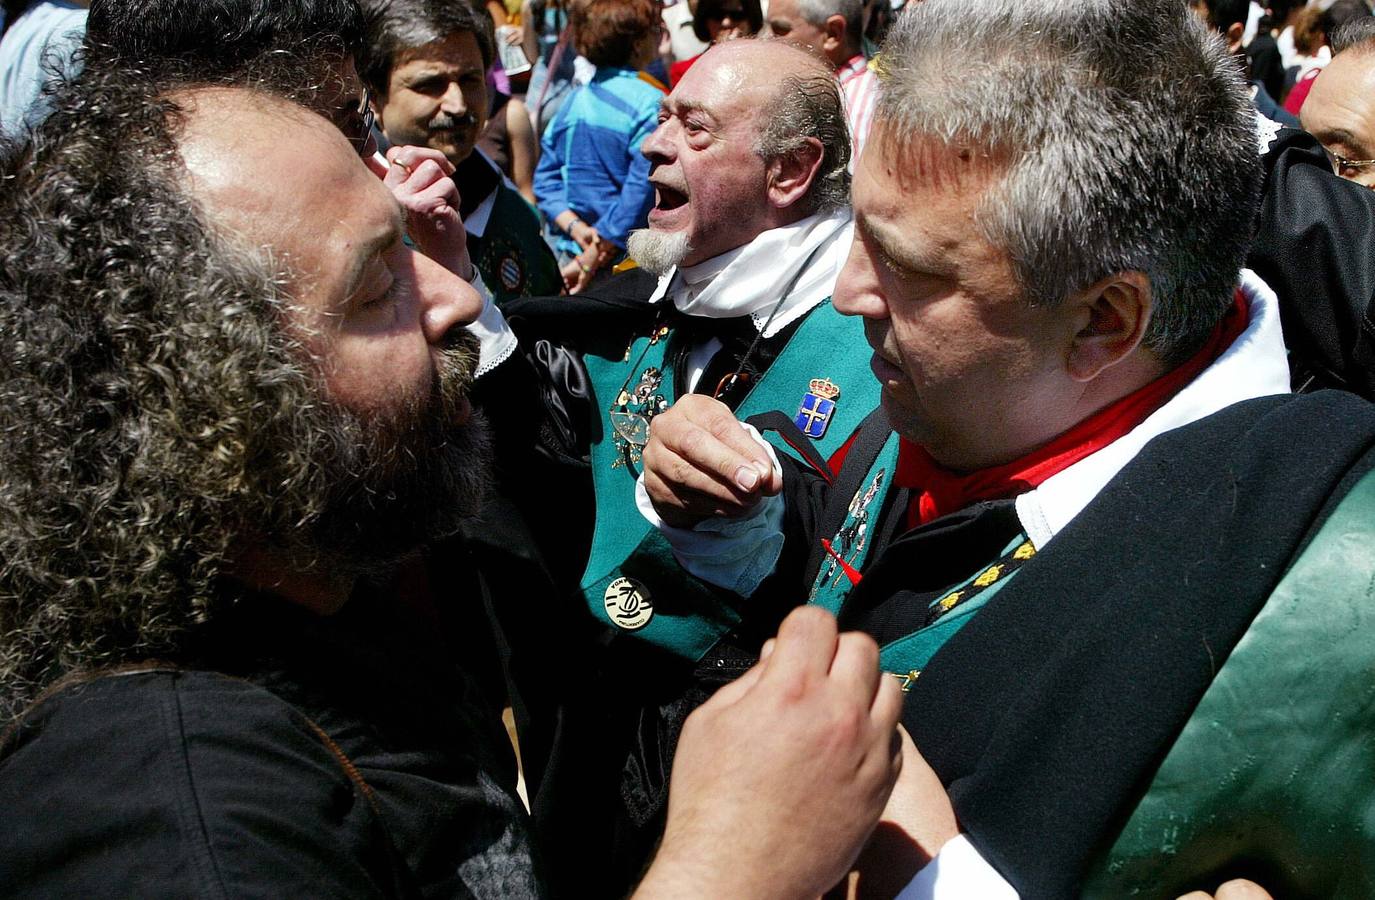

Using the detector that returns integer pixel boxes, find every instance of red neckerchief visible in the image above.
[888,293,1250,529]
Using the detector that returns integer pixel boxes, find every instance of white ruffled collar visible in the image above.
[648,208,853,337]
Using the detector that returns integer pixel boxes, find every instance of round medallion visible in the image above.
[604,576,653,630]
[498,254,524,292]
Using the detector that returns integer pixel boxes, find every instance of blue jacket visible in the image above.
[535,67,664,254]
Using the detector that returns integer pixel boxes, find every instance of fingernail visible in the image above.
[735,466,758,490]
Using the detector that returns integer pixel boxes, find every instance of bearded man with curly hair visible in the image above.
[0,49,909,895]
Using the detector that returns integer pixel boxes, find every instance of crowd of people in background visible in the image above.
[3,0,1375,897]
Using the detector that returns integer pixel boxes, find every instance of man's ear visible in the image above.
[1225,20,1244,54]
[823,14,847,55]
[766,136,825,210]
[1065,270,1152,383]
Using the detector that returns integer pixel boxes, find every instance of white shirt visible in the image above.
[646,209,854,392]
[0,0,86,137]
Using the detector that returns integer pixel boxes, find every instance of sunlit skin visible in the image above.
[641,40,825,266]
[833,125,1162,471]
[177,89,484,612]
[375,31,489,167]
[1301,50,1375,188]
[178,89,483,423]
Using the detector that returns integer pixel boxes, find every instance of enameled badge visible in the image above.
[795,377,841,440]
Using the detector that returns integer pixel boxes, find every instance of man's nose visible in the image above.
[440,83,468,117]
[641,118,675,163]
[831,239,889,320]
[412,248,483,346]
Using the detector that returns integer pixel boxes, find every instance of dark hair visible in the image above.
[0,66,342,719]
[1293,5,1326,54]
[0,61,488,722]
[692,0,762,44]
[1323,0,1373,43]
[573,0,658,68]
[1266,0,1303,24]
[1200,0,1249,33]
[357,0,495,95]
[1,0,32,37]
[84,0,365,73]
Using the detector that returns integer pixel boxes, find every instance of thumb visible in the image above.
[364,150,390,181]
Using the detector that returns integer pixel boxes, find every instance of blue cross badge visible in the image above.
[795,378,841,440]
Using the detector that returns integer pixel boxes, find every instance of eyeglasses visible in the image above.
[1322,146,1375,182]
[337,87,377,157]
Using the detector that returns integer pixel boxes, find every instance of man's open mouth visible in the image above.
[654,185,688,211]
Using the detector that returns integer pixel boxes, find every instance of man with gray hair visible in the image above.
[764,0,876,156]
[639,0,1375,895]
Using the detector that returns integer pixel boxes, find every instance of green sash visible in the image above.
[580,300,878,660]
[470,185,561,305]
[807,435,1033,687]
[1082,467,1375,897]
[874,535,1031,689]
[807,432,902,615]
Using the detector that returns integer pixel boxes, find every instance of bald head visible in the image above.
[631,37,849,269]
[1302,46,1375,187]
[692,37,834,111]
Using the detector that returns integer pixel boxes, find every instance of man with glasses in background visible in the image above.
[1300,20,1375,187]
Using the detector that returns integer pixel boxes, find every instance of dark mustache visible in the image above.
[429,112,479,131]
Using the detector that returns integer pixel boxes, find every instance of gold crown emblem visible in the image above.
[808,378,841,400]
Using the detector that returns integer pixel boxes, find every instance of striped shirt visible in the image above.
[836,53,878,162]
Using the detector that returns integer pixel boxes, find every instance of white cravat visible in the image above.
[648,208,854,338]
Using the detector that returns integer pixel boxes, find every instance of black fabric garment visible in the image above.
[455,150,502,222]
[1247,33,1285,105]
[502,269,836,898]
[662,310,804,408]
[897,391,1375,897]
[0,672,418,898]
[839,499,1023,643]
[587,390,1375,898]
[1249,127,1375,398]
[0,588,542,898]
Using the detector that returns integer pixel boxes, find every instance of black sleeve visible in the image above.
[0,672,406,899]
[1248,128,1375,399]
[1248,42,1285,105]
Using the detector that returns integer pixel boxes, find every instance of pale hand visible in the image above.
[366,145,474,281]
[642,394,782,529]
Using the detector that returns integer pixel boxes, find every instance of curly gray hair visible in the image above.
[0,65,485,720]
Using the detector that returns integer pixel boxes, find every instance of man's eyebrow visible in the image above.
[858,210,946,276]
[1314,126,1373,158]
[661,98,717,124]
[341,203,406,305]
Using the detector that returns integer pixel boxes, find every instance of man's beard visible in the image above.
[627,228,693,275]
[302,330,492,577]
